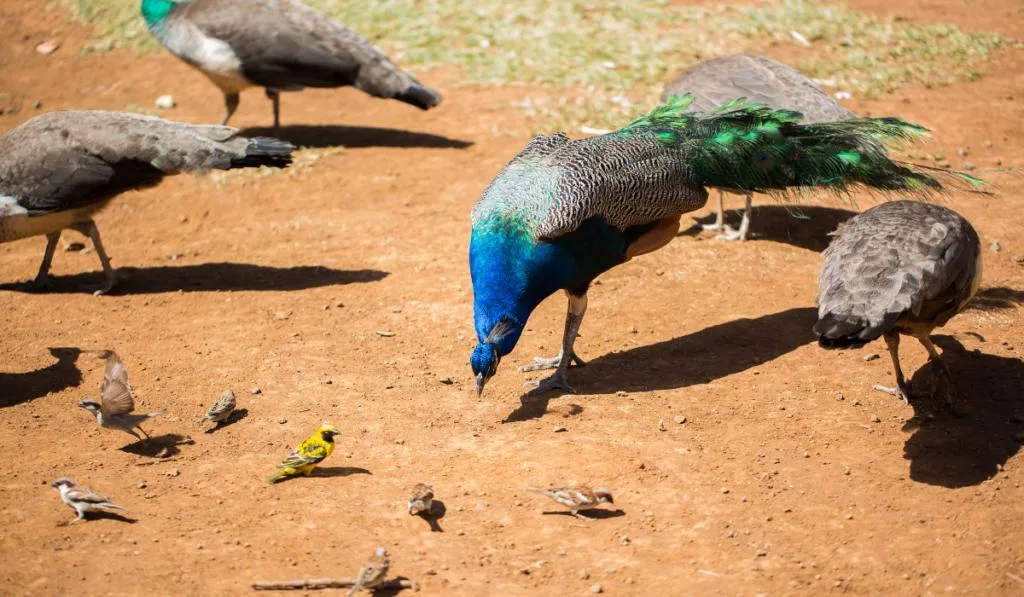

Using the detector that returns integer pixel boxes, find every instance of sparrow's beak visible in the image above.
[475,373,487,397]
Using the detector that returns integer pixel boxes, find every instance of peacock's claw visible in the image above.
[519,352,586,373]
[524,371,576,397]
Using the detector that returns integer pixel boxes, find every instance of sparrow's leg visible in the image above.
[523,292,588,395]
[222,92,240,126]
[68,220,117,295]
[873,331,913,403]
[266,89,281,130]
[30,231,61,290]
[716,193,753,241]
[135,424,150,439]
[702,190,727,232]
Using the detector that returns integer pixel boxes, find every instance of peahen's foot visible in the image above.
[27,273,52,292]
[715,225,746,241]
[872,383,912,404]
[88,273,118,296]
[519,352,586,373]
[524,369,576,397]
[702,222,726,232]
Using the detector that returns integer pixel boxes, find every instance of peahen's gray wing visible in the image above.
[477,133,708,240]
[181,0,416,97]
[662,54,853,123]
[0,110,292,215]
[816,200,981,336]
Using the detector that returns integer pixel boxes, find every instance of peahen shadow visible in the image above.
[680,204,857,252]
[508,307,817,420]
[901,336,1024,488]
[121,434,192,458]
[204,408,249,433]
[0,263,388,294]
[967,286,1024,312]
[240,124,473,150]
[0,347,82,407]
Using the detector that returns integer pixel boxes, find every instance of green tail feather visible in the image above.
[620,94,981,196]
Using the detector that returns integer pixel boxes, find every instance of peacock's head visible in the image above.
[470,316,519,396]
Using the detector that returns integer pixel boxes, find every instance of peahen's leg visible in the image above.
[917,334,964,415]
[522,292,588,394]
[69,220,117,295]
[702,190,727,232]
[717,193,753,241]
[30,231,61,290]
[873,331,912,403]
[222,92,240,126]
[266,89,281,130]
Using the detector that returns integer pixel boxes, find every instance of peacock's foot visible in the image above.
[714,226,746,241]
[519,352,586,373]
[88,274,118,296]
[524,369,576,397]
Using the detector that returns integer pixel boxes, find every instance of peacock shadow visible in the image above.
[0,347,83,408]
[680,204,857,252]
[240,124,473,150]
[506,307,816,422]
[901,335,1024,488]
[0,263,388,295]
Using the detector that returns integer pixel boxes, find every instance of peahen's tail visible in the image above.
[622,94,985,197]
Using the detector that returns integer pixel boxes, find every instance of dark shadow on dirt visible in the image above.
[1,263,388,295]
[902,336,1024,488]
[241,124,473,150]
[0,347,83,408]
[121,434,193,458]
[506,307,817,421]
[967,287,1024,312]
[203,408,250,433]
[681,204,858,252]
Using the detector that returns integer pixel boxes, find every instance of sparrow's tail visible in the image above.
[101,502,125,511]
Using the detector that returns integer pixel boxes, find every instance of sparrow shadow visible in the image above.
[966,286,1024,312]
[680,204,857,252]
[121,434,193,458]
[416,500,446,533]
[375,576,419,597]
[508,307,817,420]
[70,512,138,525]
[204,408,250,433]
[0,347,82,408]
[542,509,625,520]
[0,263,388,295]
[901,335,1024,488]
[240,124,473,150]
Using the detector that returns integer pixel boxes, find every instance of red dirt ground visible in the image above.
[1,1,1023,595]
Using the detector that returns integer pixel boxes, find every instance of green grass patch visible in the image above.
[59,0,1015,129]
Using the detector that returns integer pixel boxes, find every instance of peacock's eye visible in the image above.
[488,349,500,376]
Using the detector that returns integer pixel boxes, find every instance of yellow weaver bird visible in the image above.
[267,422,341,483]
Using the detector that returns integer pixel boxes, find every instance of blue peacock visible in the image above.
[468,94,974,396]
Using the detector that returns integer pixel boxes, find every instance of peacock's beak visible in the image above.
[475,373,487,397]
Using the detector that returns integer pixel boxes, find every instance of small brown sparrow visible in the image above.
[79,351,162,440]
[51,477,125,523]
[347,547,390,596]
[526,486,614,519]
[197,389,236,427]
[407,482,434,516]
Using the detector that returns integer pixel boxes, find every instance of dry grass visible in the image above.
[60,0,1014,129]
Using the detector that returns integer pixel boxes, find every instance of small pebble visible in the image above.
[615,390,628,397]
[963,162,976,171]
[863,353,880,362]
[755,549,767,557]
[440,377,455,385]
[871,415,881,423]
[553,426,567,433]
[578,570,590,580]
[590,583,603,594]
[155,95,175,109]
[957,147,969,158]
[657,419,666,432]
[394,439,405,445]
[137,482,147,489]
[35,40,60,55]
[721,487,730,494]
[277,418,287,424]
[674,415,687,424]
[165,468,180,478]
[251,387,262,395]
[274,311,291,320]
[990,241,1001,252]
[376,330,395,337]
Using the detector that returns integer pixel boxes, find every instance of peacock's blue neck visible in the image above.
[141,0,180,29]
[470,217,576,356]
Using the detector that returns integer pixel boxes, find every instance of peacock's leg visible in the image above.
[522,292,588,394]
[69,220,117,295]
[716,193,753,241]
[702,190,727,231]
[873,331,913,403]
[30,231,61,290]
